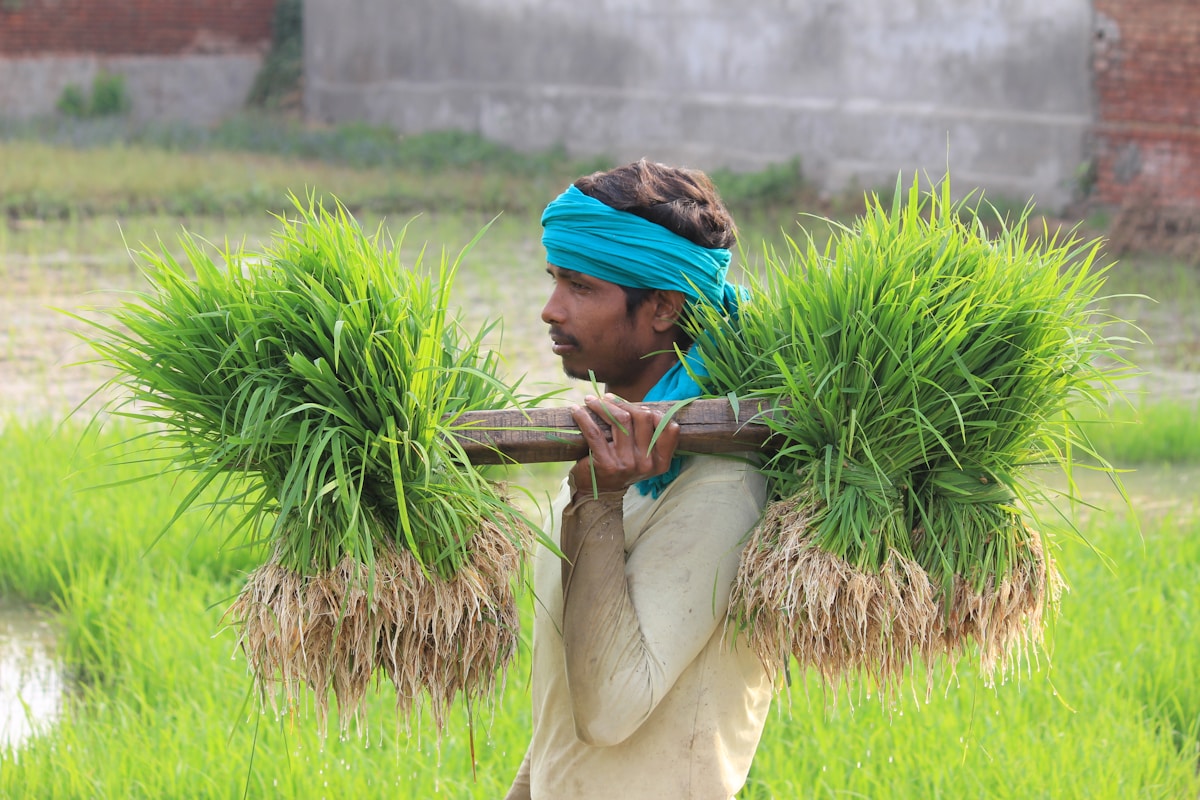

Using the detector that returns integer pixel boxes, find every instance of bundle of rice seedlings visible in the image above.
[690,175,1131,695]
[80,195,546,736]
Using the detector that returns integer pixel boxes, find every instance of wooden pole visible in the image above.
[448,398,777,465]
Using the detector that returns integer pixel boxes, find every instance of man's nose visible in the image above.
[541,286,565,325]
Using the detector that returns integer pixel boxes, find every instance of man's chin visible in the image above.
[562,365,594,382]
[560,358,607,384]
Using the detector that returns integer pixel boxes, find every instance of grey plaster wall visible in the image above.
[305,0,1094,210]
[0,55,263,125]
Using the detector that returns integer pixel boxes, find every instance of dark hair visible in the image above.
[573,159,737,250]
[573,159,736,323]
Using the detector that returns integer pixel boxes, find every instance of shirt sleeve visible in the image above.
[560,460,764,746]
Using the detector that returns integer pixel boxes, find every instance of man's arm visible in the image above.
[559,395,760,746]
[558,467,761,745]
[559,488,633,744]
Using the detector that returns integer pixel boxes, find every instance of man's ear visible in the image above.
[650,290,686,333]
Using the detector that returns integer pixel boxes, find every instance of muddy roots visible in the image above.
[225,518,526,738]
[226,555,381,737]
[730,497,1063,698]
[933,525,1063,685]
[374,517,524,732]
[730,496,940,698]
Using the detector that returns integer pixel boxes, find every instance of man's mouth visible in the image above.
[549,329,579,356]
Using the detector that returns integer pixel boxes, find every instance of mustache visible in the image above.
[548,327,579,347]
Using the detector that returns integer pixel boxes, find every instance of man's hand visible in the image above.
[568,394,682,497]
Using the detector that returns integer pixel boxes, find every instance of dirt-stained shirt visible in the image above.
[526,454,773,800]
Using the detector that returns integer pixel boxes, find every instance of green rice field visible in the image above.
[0,123,1197,798]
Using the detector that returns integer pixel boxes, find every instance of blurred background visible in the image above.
[0,2,1197,798]
[4,0,1198,227]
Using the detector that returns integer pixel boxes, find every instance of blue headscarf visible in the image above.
[541,185,742,312]
[540,184,743,496]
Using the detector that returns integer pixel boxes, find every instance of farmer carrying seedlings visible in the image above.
[505,160,772,800]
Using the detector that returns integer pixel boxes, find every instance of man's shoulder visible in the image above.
[638,453,767,516]
[622,454,767,551]
[675,453,766,491]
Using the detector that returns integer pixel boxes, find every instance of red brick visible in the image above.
[1093,0,1200,208]
[0,0,276,55]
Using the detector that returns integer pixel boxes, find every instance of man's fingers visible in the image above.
[570,401,612,449]
[651,416,682,463]
[630,406,660,455]
[586,394,632,438]
[588,394,680,458]
[569,395,682,494]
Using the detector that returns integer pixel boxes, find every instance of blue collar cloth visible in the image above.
[635,344,709,497]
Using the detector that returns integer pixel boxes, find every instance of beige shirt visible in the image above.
[527,455,773,800]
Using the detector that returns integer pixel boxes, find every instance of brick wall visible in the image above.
[1092,0,1200,210]
[0,0,276,56]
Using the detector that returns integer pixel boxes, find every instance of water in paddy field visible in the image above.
[0,600,64,751]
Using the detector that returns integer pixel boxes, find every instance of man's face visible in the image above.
[541,264,664,398]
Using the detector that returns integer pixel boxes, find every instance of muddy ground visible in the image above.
[2,256,140,420]
[3,225,1198,425]
[0,234,569,423]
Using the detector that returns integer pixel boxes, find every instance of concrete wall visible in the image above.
[0,0,276,125]
[305,0,1095,210]
[0,56,266,125]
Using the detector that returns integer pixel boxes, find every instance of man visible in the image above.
[505,160,772,800]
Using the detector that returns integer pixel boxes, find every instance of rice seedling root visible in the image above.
[733,498,1064,700]
[226,516,527,738]
[934,527,1064,686]
[731,496,939,701]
